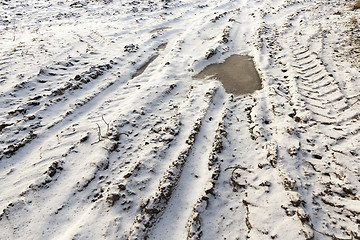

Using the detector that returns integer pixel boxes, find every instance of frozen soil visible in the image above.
[0,0,360,239]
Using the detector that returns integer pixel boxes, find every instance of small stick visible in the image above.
[102,115,110,136]
[272,87,290,101]
[96,123,102,141]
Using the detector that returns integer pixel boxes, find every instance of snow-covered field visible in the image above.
[1,0,360,239]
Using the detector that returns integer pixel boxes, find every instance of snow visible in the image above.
[1,0,360,239]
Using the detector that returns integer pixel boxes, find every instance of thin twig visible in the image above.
[96,123,102,141]
[93,117,129,145]
[102,115,110,136]
[272,87,290,101]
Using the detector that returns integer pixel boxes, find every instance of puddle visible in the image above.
[194,55,262,96]
[132,43,167,79]
[156,42,167,51]
[149,27,171,34]
[132,54,159,78]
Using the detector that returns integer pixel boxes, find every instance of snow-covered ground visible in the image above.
[1,0,359,239]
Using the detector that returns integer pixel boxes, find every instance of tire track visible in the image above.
[271,3,360,238]
[129,86,227,239]
[291,41,360,147]
[0,81,181,239]
[0,36,171,162]
[149,88,228,240]
[186,104,229,239]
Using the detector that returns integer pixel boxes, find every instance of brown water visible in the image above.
[149,27,171,33]
[132,43,168,79]
[156,43,167,51]
[132,54,159,78]
[194,55,262,96]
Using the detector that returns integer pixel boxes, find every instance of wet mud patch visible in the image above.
[194,55,262,96]
[132,43,167,79]
[156,43,168,51]
[132,55,159,78]
[149,27,171,34]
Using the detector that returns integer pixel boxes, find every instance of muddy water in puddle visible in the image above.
[132,55,159,78]
[149,27,171,33]
[132,43,168,78]
[194,55,262,95]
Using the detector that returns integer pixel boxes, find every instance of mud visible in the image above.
[194,55,262,95]
[156,43,167,51]
[149,27,171,33]
[132,55,159,78]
